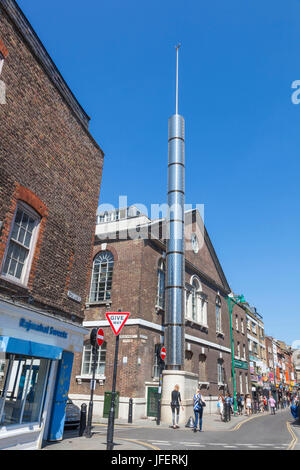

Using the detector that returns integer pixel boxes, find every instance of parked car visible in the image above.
[64,398,80,429]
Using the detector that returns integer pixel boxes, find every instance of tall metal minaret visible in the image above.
[165,45,185,370]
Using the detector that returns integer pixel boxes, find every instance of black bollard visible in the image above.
[128,398,133,424]
[156,397,161,426]
[79,403,87,437]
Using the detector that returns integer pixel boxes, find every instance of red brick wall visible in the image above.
[0,10,103,322]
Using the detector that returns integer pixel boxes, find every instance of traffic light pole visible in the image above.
[228,297,238,414]
[85,343,98,438]
[106,334,120,451]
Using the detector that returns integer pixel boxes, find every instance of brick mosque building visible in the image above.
[69,208,251,422]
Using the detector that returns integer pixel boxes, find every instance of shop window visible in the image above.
[89,251,114,303]
[0,355,50,427]
[1,203,40,285]
[81,343,107,377]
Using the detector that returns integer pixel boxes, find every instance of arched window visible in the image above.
[156,259,166,310]
[89,251,114,302]
[216,295,222,333]
[186,276,208,326]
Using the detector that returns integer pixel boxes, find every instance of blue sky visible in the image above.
[18,0,300,345]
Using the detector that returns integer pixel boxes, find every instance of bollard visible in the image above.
[79,403,87,437]
[128,398,133,424]
[156,397,161,426]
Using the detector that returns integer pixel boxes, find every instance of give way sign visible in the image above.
[106,312,130,336]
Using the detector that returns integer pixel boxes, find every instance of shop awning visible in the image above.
[0,336,63,360]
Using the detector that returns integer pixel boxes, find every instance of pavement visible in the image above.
[43,407,295,451]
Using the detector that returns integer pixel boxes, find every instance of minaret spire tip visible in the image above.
[175,43,181,115]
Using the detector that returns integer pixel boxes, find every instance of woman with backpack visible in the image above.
[193,389,206,432]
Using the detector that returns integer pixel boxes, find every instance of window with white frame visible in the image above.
[186,277,207,326]
[243,344,246,360]
[237,342,240,359]
[247,319,250,330]
[89,251,114,303]
[1,203,40,285]
[248,339,252,352]
[217,360,225,384]
[245,374,249,394]
[81,343,107,377]
[253,342,258,354]
[239,373,243,394]
[156,259,165,310]
[216,296,222,333]
[241,319,244,334]
[235,315,239,331]
[252,322,257,334]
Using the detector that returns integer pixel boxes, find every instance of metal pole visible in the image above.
[156,363,163,426]
[106,334,120,451]
[85,345,97,438]
[228,298,237,413]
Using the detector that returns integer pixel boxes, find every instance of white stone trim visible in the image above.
[84,318,231,353]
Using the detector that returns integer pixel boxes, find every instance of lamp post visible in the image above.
[227,294,246,414]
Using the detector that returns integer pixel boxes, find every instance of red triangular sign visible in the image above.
[106,312,130,336]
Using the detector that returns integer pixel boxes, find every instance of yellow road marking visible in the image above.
[118,438,160,451]
[287,421,298,451]
[230,413,266,432]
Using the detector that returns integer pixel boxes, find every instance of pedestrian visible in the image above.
[170,385,183,429]
[217,394,225,421]
[193,389,206,432]
[224,393,232,421]
[269,396,276,415]
[263,395,268,412]
[259,395,264,413]
[283,395,287,409]
[237,393,243,415]
[245,394,252,416]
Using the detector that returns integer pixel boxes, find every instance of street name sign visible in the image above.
[106,312,130,336]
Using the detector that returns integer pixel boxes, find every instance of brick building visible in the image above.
[231,301,251,397]
[0,0,103,449]
[70,208,250,422]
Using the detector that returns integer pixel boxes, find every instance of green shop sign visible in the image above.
[234,360,249,370]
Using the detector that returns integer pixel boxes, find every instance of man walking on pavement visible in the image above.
[269,395,276,415]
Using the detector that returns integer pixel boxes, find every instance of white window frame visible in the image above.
[89,251,114,303]
[156,259,166,310]
[216,296,222,334]
[241,319,244,334]
[235,315,239,331]
[1,202,40,287]
[81,343,107,378]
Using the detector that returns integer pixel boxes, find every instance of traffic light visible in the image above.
[90,328,98,348]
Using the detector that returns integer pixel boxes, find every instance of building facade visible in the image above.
[69,208,250,422]
[245,305,269,399]
[0,0,103,449]
[231,301,251,397]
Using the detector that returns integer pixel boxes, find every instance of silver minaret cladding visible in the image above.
[165,111,185,369]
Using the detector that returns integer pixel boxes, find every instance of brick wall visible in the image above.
[0,8,103,323]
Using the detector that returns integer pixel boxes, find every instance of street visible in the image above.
[45,409,299,451]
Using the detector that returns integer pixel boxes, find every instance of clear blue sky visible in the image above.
[18,0,300,345]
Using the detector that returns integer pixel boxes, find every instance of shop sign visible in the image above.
[19,318,68,339]
[251,375,258,382]
[234,359,249,370]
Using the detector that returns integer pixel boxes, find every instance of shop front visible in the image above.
[0,298,87,450]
